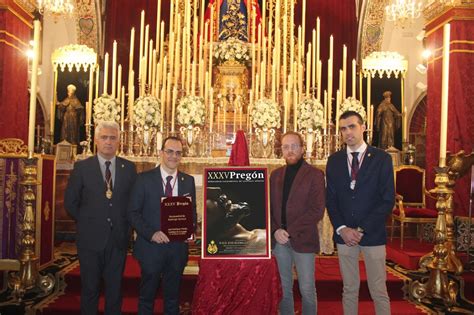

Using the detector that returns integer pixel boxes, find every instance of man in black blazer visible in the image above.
[64,121,137,315]
[326,111,395,315]
[128,136,196,315]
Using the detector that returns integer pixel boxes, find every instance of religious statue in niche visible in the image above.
[219,0,249,41]
[376,91,401,149]
[57,84,84,145]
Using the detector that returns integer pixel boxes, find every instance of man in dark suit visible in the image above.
[270,131,326,315]
[128,136,196,315]
[326,111,395,315]
[64,121,137,315]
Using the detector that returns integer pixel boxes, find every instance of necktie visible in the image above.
[105,161,113,190]
[165,175,173,197]
[351,152,359,181]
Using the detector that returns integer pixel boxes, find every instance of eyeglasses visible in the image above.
[281,144,301,151]
[163,148,183,157]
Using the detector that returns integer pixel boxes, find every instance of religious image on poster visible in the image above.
[202,168,270,259]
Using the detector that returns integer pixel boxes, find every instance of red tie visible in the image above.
[351,152,359,181]
[165,175,173,197]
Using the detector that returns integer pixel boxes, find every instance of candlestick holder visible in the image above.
[127,123,135,157]
[119,130,125,156]
[8,157,55,300]
[84,123,93,156]
[409,166,458,307]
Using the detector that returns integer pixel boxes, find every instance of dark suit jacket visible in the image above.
[326,146,395,246]
[64,156,137,251]
[127,166,197,262]
[270,160,326,253]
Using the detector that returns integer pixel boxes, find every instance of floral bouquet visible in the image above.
[93,94,121,123]
[133,95,161,130]
[251,98,281,129]
[214,38,250,66]
[340,97,366,121]
[176,95,206,126]
[297,98,324,131]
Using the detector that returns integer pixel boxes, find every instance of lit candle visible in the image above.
[209,88,214,133]
[306,46,311,97]
[171,87,177,132]
[312,29,316,90]
[112,41,117,98]
[156,0,161,51]
[160,87,165,132]
[129,28,135,76]
[88,65,94,124]
[139,11,145,78]
[439,23,451,167]
[121,86,125,130]
[352,59,356,98]
[103,52,109,95]
[342,45,347,99]
[317,60,322,101]
[95,65,100,99]
[367,74,371,127]
[117,64,122,100]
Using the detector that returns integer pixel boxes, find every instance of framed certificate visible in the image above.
[202,168,270,259]
[160,196,194,241]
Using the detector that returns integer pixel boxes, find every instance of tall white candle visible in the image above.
[352,59,356,98]
[439,23,451,167]
[112,41,117,98]
[28,20,41,156]
[103,52,109,95]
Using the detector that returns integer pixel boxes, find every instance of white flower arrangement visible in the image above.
[176,95,206,126]
[251,98,281,129]
[93,94,121,123]
[340,97,366,121]
[297,98,324,131]
[133,95,161,130]
[214,38,250,65]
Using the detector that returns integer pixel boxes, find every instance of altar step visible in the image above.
[41,255,424,314]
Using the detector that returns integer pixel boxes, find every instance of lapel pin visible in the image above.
[121,164,125,168]
[181,176,184,181]
[368,153,372,157]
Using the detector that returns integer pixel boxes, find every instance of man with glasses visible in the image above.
[128,136,196,315]
[65,121,137,315]
[270,131,326,314]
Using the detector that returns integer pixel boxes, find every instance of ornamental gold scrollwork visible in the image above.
[5,163,18,218]
[0,138,28,156]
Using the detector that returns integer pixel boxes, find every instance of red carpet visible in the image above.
[40,254,426,314]
[386,238,434,270]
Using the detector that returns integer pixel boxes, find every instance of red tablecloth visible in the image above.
[192,257,282,314]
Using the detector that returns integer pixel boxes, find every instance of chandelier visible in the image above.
[36,0,74,19]
[385,0,423,27]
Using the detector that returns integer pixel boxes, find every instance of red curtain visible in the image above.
[425,9,474,216]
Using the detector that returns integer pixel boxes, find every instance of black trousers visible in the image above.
[137,242,189,315]
[77,237,127,315]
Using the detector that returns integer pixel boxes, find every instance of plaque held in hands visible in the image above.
[160,196,194,241]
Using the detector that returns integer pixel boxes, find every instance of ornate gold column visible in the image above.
[8,157,54,300]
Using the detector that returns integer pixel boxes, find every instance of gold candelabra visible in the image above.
[8,157,55,300]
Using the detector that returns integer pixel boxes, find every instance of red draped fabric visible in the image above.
[0,0,31,142]
[192,258,281,314]
[425,7,474,216]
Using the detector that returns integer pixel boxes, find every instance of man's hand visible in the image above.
[274,228,290,245]
[151,231,170,244]
[340,227,363,246]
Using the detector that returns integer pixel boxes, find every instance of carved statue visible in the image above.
[57,84,84,145]
[376,91,401,149]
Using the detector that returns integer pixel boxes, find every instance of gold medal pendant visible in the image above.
[106,189,113,199]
